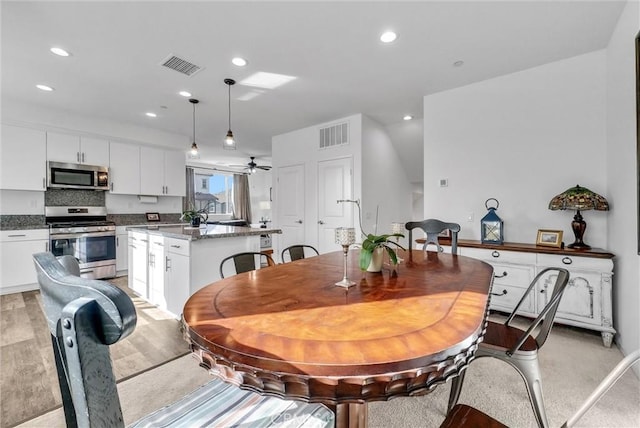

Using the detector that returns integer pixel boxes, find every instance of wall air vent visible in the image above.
[319,122,349,149]
[160,54,203,76]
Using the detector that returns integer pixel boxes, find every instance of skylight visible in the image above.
[240,72,296,90]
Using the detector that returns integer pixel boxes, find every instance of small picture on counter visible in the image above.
[536,229,563,248]
[146,212,160,222]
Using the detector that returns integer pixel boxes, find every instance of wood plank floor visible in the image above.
[0,277,190,428]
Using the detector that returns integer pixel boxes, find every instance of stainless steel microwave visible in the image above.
[47,161,109,190]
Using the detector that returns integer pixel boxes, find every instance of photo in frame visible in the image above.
[536,229,563,248]
[146,212,160,222]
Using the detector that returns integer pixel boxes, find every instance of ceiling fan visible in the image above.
[234,157,272,174]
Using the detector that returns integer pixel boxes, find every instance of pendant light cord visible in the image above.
[228,82,231,130]
[193,101,196,142]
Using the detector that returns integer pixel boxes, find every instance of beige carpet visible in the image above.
[17,315,639,428]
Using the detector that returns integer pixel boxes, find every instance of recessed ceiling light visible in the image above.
[50,47,70,57]
[145,112,157,118]
[232,57,247,67]
[380,31,397,43]
[36,84,54,91]
[453,60,464,67]
[179,91,192,97]
[403,115,413,121]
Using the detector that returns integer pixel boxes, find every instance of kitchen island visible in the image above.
[127,224,281,318]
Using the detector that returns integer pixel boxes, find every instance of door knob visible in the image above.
[318,220,325,225]
[295,220,303,224]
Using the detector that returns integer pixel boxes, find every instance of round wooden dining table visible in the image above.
[182,249,494,427]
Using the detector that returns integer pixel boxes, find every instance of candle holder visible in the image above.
[335,227,356,288]
[391,222,405,264]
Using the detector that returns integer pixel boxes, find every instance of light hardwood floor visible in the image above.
[0,277,189,428]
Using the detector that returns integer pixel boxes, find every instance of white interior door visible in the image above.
[276,164,305,257]
[317,157,353,254]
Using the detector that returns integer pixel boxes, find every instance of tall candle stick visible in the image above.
[335,227,356,288]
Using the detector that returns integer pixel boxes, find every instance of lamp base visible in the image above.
[568,210,590,250]
[335,279,356,288]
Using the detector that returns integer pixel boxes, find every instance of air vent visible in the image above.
[319,122,349,149]
[160,54,203,76]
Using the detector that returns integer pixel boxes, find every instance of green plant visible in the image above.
[359,233,405,270]
[181,207,208,223]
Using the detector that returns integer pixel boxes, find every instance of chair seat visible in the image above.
[481,321,538,353]
[130,378,334,428]
[440,404,507,428]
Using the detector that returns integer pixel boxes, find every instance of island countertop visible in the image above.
[127,224,282,241]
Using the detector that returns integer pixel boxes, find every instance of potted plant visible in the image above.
[181,207,208,227]
[359,232,405,272]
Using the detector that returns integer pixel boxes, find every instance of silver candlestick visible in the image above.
[335,227,356,288]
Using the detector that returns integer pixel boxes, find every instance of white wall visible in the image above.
[605,0,639,356]
[361,115,413,249]
[423,50,607,247]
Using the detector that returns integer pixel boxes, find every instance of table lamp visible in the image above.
[548,184,609,250]
[335,227,356,288]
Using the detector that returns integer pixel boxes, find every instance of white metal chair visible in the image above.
[33,252,334,428]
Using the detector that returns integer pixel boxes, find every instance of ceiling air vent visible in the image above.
[160,54,203,76]
[319,122,349,149]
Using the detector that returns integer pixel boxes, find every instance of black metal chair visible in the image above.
[405,219,461,254]
[281,244,319,263]
[32,252,333,428]
[219,251,275,278]
[442,348,640,428]
[448,267,571,428]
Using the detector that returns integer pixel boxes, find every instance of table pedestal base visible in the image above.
[335,402,367,428]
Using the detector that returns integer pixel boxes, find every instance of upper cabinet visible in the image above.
[109,141,141,194]
[0,124,47,191]
[47,132,109,166]
[140,146,185,197]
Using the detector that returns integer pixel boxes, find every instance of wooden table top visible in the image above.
[182,249,493,404]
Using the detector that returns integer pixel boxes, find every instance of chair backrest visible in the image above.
[219,251,275,278]
[33,252,137,428]
[281,244,319,263]
[505,267,570,354]
[405,219,461,254]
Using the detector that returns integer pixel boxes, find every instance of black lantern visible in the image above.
[481,198,504,244]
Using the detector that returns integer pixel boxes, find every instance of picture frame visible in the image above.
[438,229,451,238]
[145,212,160,222]
[536,229,563,248]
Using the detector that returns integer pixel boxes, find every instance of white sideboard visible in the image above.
[417,238,615,347]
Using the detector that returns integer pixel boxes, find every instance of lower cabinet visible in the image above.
[115,227,128,273]
[128,232,149,299]
[457,242,614,347]
[0,229,49,294]
[165,237,190,318]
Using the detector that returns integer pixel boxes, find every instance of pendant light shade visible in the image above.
[224,78,237,150]
[189,98,199,156]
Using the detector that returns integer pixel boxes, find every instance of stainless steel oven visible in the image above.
[46,206,116,279]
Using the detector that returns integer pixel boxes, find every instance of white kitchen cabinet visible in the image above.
[0,124,47,191]
[455,240,615,347]
[128,232,148,299]
[115,226,128,274]
[140,146,186,196]
[47,132,109,166]
[148,235,167,310]
[0,229,49,294]
[109,141,140,194]
[165,237,190,318]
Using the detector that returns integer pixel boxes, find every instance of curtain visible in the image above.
[232,173,252,223]
[183,167,195,212]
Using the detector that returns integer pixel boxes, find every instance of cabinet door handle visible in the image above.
[490,289,507,297]
[318,220,324,225]
[171,244,181,249]
[43,178,46,189]
[110,182,114,191]
[491,251,500,258]
[8,234,26,237]
[494,271,508,279]
[77,152,80,162]
[562,257,572,265]
[81,152,85,163]
[116,236,119,246]
[45,241,49,251]
[165,256,171,272]
[295,220,303,224]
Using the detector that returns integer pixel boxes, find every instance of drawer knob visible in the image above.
[490,289,507,297]
[491,251,500,258]
[562,257,572,265]
[494,271,508,279]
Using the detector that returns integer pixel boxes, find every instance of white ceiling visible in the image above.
[1,1,626,184]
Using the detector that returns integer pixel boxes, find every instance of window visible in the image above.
[193,172,234,215]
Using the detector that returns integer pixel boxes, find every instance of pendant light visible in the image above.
[223,78,237,150]
[189,98,199,156]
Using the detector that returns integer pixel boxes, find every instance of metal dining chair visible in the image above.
[405,219,461,254]
[442,349,640,428]
[32,252,334,428]
[447,267,571,428]
[281,244,319,263]
[219,251,276,278]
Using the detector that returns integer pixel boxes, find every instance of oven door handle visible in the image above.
[51,232,116,239]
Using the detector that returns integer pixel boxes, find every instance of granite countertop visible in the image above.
[126,224,282,241]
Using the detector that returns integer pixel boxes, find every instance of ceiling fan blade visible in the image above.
[257,165,272,170]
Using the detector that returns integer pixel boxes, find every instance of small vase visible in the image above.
[367,247,385,272]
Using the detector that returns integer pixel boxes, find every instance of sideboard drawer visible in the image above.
[490,283,535,314]
[461,247,537,265]
[491,263,534,287]
[537,253,613,272]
